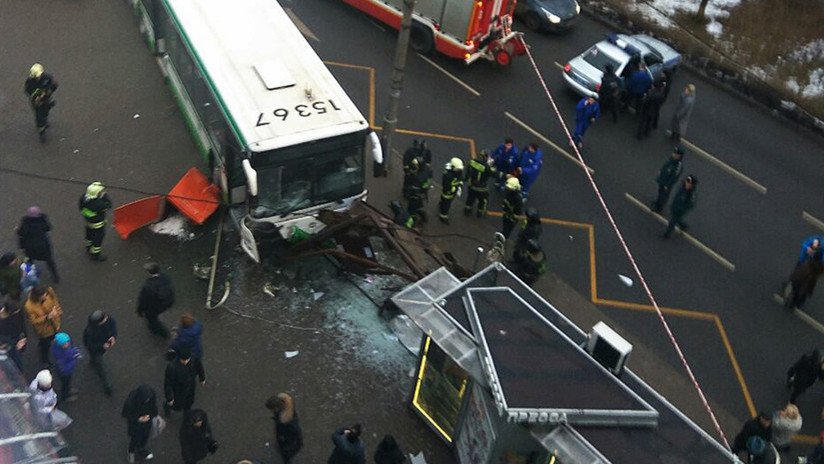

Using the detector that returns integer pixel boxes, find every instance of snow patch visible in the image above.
[801,68,824,99]
[632,0,742,37]
[148,214,192,240]
[790,39,824,64]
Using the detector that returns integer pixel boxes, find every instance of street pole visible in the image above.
[380,0,416,175]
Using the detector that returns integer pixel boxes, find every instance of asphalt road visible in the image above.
[286,0,824,445]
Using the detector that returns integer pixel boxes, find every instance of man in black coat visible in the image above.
[650,146,684,213]
[121,384,158,463]
[636,81,666,139]
[662,175,697,238]
[17,206,59,283]
[786,349,824,403]
[731,412,772,455]
[83,310,117,396]
[164,347,206,416]
[137,262,174,339]
[0,298,27,371]
[180,409,217,464]
[598,64,621,123]
[328,424,365,464]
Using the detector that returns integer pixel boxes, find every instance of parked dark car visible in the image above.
[514,0,580,32]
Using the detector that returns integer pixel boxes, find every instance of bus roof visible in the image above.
[164,0,369,153]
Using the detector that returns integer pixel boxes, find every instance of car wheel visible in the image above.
[410,22,435,55]
[523,12,543,32]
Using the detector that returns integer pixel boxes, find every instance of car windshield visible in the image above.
[582,45,622,72]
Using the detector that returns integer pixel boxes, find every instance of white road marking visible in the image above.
[802,211,824,232]
[417,54,480,97]
[284,8,320,42]
[772,293,824,334]
[503,111,594,174]
[625,192,736,272]
[553,61,564,70]
[680,139,767,194]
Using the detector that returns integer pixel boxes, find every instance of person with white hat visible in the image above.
[437,157,464,224]
[28,369,72,431]
[24,63,59,142]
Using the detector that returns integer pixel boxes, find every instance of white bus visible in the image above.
[129,0,381,261]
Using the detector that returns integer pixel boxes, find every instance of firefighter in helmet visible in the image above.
[464,149,496,218]
[404,156,432,223]
[78,182,113,261]
[501,176,526,239]
[24,63,59,142]
[514,207,542,256]
[512,239,547,286]
[438,158,464,224]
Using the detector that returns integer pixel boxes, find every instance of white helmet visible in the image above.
[36,369,52,388]
[450,158,464,171]
[30,63,44,79]
[506,176,521,191]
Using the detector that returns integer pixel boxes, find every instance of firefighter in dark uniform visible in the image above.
[513,239,547,286]
[404,157,432,223]
[79,182,113,261]
[438,158,464,224]
[402,139,432,173]
[650,145,684,213]
[24,63,58,142]
[463,149,496,218]
[514,208,542,257]
[501,177,525,239]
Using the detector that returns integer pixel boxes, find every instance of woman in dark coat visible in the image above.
[265,393,303,463]
[17,207,59,283]
[121,385,158,462]
[180,409,217,464]
[788,249,824,310]
[374,434,405,464]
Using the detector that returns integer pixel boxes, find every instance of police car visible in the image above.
[562,33,681,98]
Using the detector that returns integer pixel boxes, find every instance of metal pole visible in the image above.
[380,0,416,174]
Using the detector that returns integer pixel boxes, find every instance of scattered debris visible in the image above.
[263,282,278,297]
[133,113,140,119]
[312,292,324,301]
[389,315,423,356]
[149,214,194,240]
[284,351,299,359]
[409,452,428,464]
[193,263,211,281]
[618,274,634,287]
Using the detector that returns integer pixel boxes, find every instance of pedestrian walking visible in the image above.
[0,298,27,372]
[78,181,113,261]
[17,206,59,283]
[516,143,543,199]
[501,177,525,239]
[650,145,684,213]
[437,158,464,224]
[24,63,58,142]
[786,248,824,310]
[746,436,780,464]
[328,424,365,464]
[770,403,802,452]
[786,349,824,403]
[122,384,158,462]
[82,310,117,396]
[598,64,621,123]
[463,149,496,218]
[164,346,206,416]
[491,138,520,190]
[636,81,666,139]
[373,434,405,464]
[572,96,600,150]
[51,332,81,403]
[662,175,697,238]
[137,262,175,339]
[668,84,696,142]
[180,409,218,464]
[170,312,204,360]
[29,369,72,431]
[731,412,772,455]
[512,239,547,286]
[265,393,304,464]
[0,253,22,302]
[24,285,62,367]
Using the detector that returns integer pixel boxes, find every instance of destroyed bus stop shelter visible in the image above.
[390,264,740,463]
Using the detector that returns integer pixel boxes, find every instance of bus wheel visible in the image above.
[495,49,512,67]
[410,22,435,55]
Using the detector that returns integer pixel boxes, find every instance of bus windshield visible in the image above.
[251,143,364,218]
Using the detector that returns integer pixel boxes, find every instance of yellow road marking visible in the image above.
[713,316,757,417]
[680,139,767,194]
[324,61,376,127]
[624,193,736,272]
[504,111,595,174]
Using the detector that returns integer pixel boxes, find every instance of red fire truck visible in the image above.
[342,0,526,66]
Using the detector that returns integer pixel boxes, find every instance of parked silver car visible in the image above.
[562,33,681,98]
